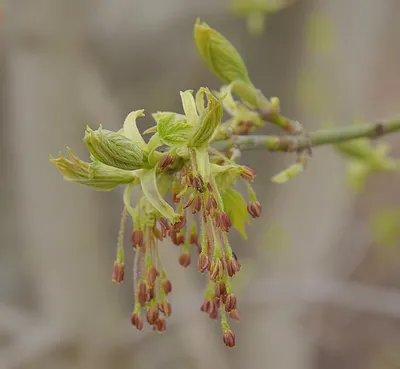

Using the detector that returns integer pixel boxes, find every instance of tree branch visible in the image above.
[215,118,400,152]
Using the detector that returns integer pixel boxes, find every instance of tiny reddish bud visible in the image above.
[247,201,262,218]
[210,258,225,281]
[229,309,241,320]
[152,226,163,240]
[192,175,205,193]
[215,281,227,298]
[155,318,166,332]
[192,195,202,214]
[138,281,147,307]
[173,215,186,231]
[146,266,159,286]
[161,279,172,295]
[225,256,240,277]
[170,229,185,246]
[146,305,159,325]
[112,261,124,284]
[222,330,236,348]
[130,312,143,331]
[197,252,210,273]
[178,251,191,268]
[215,211,231,232]
[240,166,255,181]
[190,231,199,247]
[159,301,172,318]
[224,294,237,312]
[159,217,169,231]
[130,230,144,248]
[147,285,155,301]
[208,300,219,319]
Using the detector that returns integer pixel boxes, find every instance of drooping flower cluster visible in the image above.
[50,19,308,348]
[51,87,262,347]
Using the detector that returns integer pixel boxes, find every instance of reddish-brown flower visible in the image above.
[178,251,191,268]
[130,312,143,331]
[210,257,225,280]
[146,305,159,325]
[158,301,172,318]
[112,261,124,284]
[225,256,240,277]
[215,281,227,298]
[161,279,172,295]
[222,330,236,348]
[224,294,237,312]
[138,280,147,307]
[192,195,202,214]
[146,266,159,286]
[240,166,255,182]
[247,201,262,218]
[197,252,210,273]
[130,230,144,248]
[229,309,241,320]
[215,211,231,232]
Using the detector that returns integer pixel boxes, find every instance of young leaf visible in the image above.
[222,188,250,239]
[188,89,223,147]
[194,19,252,85]
[156,112,193,146]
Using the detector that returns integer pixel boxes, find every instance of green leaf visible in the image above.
[139,168,179,221]
[122,110,148,152]
[155,112,193,147]
[212,163,242,189]
[222,188,250,239]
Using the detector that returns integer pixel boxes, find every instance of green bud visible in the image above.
[84,125,144,170]
[188,88,223,147]
[194,19,252,85]
[50,148,137,190]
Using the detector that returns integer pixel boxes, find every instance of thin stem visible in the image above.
[213,118,400,152]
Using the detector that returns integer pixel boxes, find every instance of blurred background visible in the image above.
[1,0,400,368]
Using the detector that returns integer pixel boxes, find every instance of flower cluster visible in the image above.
[50,19,307,348]
[51,87,261,347]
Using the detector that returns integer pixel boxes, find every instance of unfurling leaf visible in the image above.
[50,148,137,190]
[188,89,223,147]
[222,188,250,239]
[154,112,193,146]
[84,126,145,170]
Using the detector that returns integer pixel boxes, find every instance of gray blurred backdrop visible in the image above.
[1,0,400,368]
